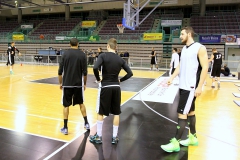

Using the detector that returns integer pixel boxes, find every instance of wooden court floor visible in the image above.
[0,64,240,160]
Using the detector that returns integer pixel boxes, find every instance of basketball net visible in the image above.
[117,24,125,34]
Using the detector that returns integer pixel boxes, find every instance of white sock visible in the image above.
[218,81,220,84]
[113,125,118,137]
[97,120,103,137]
[212,82,215,86]
[10,68,12,71]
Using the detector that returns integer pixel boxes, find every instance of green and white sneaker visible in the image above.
[179,133,198,146]
[161,138,180,153]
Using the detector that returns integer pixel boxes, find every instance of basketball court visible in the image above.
[0,0,240,159]
[0,64,239,160]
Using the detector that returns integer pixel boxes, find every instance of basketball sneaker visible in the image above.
[10,71,13,75]
[179,133,198,146]
[111,137,119,144]
[60,127,68,135]
[89,133,102,144]
[211,85,215,88]
[84,123,90,130]
[160,138,180,153]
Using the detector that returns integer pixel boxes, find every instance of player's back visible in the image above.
[213,52,222,65]
[99,52,125,83]
[60,49,87,86]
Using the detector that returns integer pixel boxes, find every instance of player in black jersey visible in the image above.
[58,38,90,135]
[209,48,222,89]
[9,42,21,74]
[150,47,158,70]
[89,38,133,144]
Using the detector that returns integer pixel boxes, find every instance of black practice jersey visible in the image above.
[11,46,19,56]
[58,49,87,87]
[93,52,133,86]
[213,52,222,65]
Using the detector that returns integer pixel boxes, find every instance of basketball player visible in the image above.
[150,47,158,70]
[209,48,222,89]
[9,42,21,74]
[89,38,133,144]
[58,38,90,135]
[169,48,179,75]
[161,27,208,152]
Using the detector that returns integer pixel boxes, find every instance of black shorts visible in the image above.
[9,56,14,66]
[211,64,221,77]
[96,85,121,116]
[62,87,84,107]
[151,57,157,65]
[177,89,196,114]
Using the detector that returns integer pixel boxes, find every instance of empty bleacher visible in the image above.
[29,17,81,40]
[191,11,240,34]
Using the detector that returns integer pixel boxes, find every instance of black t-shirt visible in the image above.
[58,49,87,87]
[11,46,19,56]
[213,52,222,65]
[93,52,133,86]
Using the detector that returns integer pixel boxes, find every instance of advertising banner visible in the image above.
[143,33,163,41]
[55,36,99,41]
[21,25,33,29]
[12,34,24,41]
[199,35,221,43]
[133,77,179,104]
[81,21,96,28]
[221,35,237,43]
[161,20,182,26]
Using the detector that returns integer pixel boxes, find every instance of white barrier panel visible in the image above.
[133,77,179,104]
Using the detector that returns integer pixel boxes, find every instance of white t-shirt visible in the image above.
[170,52,179,68]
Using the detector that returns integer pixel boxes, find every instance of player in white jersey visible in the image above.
[169,48,179,75]
[161,27,208,153]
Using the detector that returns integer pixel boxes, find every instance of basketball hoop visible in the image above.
[117,24,125,34]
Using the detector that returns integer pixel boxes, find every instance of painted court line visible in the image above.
[0,126,68,143]
[0,108,80,124]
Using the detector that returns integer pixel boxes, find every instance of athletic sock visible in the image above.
[97,120,103,137]
[83,116,88,125]
[175,118,188,140]
[218,81,220,84]
[113,125,118,137]
[188,115,196,135]
[64,119,68,128]
[212,82,215,86]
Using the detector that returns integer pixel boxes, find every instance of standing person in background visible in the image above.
[123,50,130,66]
[9,42,21,74]
[58,38,90,135]
[169,48,180,75]
[208,48,222,89]
[89,38,133,144]
[150,47,158,71]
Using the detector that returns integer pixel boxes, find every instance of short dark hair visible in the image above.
[107,38,117,50]
[70,38,78,47]
[181,26,195,37]
[173,48,178,52]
